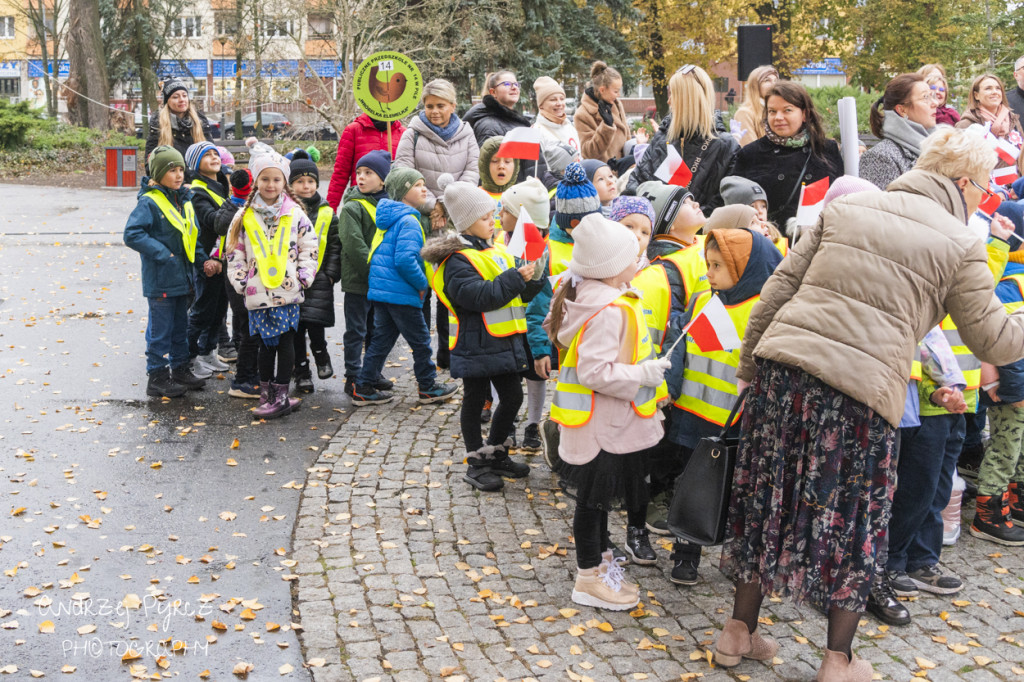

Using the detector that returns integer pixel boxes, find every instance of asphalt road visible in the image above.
[0,183,365,680]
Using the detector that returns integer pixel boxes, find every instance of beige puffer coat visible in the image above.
[738,169,1024,426]
[393,115,480,213]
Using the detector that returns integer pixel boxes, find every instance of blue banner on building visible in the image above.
[28,60,70,78]
[794,58,845,76]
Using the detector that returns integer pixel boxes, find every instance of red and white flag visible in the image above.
[505,207,546,261]
[682,295,741,353]
[496,127,542,161]
[993,137,1021,166]
[992,165,1021,187]
[978,184,1003,216]
[794,176,830,225]
[654,144,693,187]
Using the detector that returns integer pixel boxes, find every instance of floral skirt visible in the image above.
[719,360,897,613]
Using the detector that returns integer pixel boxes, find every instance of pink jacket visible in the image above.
[325,114,405,209]
[545,279,665,463]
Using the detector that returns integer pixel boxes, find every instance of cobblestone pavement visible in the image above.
[293,350,1024,682]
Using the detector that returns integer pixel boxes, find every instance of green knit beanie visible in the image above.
[385,167,425,202]
[149,145,185,183]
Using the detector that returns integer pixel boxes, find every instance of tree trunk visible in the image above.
[132,0,156,118]
[67,0,109,129]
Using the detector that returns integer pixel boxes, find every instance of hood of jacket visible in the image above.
[407,114,474,147]
[554,278,635,349]
[480,136,521,193]
[354,112,402,132]
[464,95,532,128]
[548,222,574,245]
[711,228,783,304]
[421,232,472,264]
[138,178,193,205]
[887,169,968,224]
[375,198,420,232]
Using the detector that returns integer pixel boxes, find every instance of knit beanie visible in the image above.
[288,149,319,184]
[356,150,391,183]
[184,141,218,174]
[568,214,640,279]
[581,159,610,182]
[823,175,880,207]
[501,177,551,229]
[162,79,188,103]
[543,142,578,178]
[705,228,753,284]
[706,205,757,232]
[439,174,496,232]
[148,145,184,183]
[533,76,565,108]
[385,167,425,201]
[609,195,656,227]
[719,175,769,210]
[218,146,235,168]
[636,181,692,236]
[555,162,602,232]
[480,136,521,193]
[230,169,253,200]
[248,140,290,182]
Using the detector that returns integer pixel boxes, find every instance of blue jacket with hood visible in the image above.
[367,198,430,307]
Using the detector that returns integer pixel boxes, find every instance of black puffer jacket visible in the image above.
[296,193,342,327]
[626,115,738,214]
[421,233,543,379]
[187,170,230,255]
[144,109,214,172]
[463,95,544,180]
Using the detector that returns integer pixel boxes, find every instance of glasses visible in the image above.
[929,85,946,93]
[498,81,520,89]
[970,178,996,197]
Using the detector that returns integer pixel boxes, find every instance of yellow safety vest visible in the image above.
[653,237,709,310]
[1000,273,1024,301]
[548,239,574,277]
[631,263,671,353]
[242,208,295,289]
[486,190,504,232]
[775,238,788,257]
[314,205,333,272]
[939,316,981,391]
[431,242,527,350]
[910,351,923,382]
[146,190,199,263]
[551,293,669,427]
[190,179,227,256]
[674,292,758,427]
[366,205,433,279]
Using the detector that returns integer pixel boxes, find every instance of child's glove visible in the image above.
[639,357,672,387]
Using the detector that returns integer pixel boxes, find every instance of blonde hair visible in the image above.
[547,280,577,348]
[157,101,207,148]
[423,78,457,106]
[482,70,515,98]
[917,63,947,80]
[966,73,1008,113]
[225,178,299,253]
[915,126,997,183]
[589,61,622,90]
[738,66,778,129]
[666,65,717,143]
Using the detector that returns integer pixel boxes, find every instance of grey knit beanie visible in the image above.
[439,174,495,232]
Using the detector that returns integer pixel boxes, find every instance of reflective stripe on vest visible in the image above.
[673,292,757,427]
[146,190,199,263]
[191,179,228,256]
[940,316,981,391]
[910,358,923,382]
[1001,273,1024,301]
[631,263,671,353]
[548,239,574,277]
[314,205,333,272]
[551,293,669,428]
[653,236,709,306]
[431,243,527,349]
[242,208,294,289]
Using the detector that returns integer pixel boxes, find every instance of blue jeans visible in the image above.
[356,301,436,390]
[887,413,965,573]
[187,270,228,357]
[343,293,372,379]
[146,295,190,373]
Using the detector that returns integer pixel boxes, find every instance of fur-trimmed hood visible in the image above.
[421,232,477,265]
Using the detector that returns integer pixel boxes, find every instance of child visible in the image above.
[545,214,670,609]
[289,150,342,393]
[351,167,458,406]
[610,196,656,267]
[338,150,394,398]
[422,179,543,490]
[185,141,231,380]
[704,205,760,233]
[217,146,235,174]
[719,176,788,254]
[582,159,619,216]
[123,145,214,397]
[479,135,520,233]
[225,144,318,419]
[664,227,782,586]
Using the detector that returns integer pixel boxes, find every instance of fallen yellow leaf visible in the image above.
[38,621,54,634]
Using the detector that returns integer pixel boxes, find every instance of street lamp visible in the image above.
[217,36,228,113]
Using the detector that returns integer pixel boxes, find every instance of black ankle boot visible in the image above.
[312,349,333,380]
[294,362,314,394]
[147,367,186,398]
[625,526,658,565]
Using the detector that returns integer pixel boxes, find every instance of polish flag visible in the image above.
[993,137,1021,166]
[978,184,1003,216]
[496,127,542,161]
[505,207,547,261]
[992,165,1021,187]
[683,295,741,353]
[794,177,830,225]
[654,145,693,187]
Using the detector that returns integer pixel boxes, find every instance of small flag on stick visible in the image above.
[794,177,830,225]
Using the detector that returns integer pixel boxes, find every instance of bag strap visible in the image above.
[718,387,749,440]
[783,149,813,210]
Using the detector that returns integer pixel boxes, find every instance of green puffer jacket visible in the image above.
[337,185,386,295]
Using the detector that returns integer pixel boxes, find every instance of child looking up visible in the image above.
[479,136,520,232]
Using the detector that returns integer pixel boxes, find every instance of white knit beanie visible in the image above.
[439,174,495,233]
[501,177,551,229]
[568,213,640,279]
[247,139,290,182]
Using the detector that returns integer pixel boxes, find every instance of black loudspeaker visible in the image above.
[737,25,773,81]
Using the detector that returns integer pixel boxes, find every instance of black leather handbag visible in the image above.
[666,390,747,546]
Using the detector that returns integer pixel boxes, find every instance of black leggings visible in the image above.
[575,505,647,569]
[461,372,523,452]
[258,330,296,384]
[294,322,327,365]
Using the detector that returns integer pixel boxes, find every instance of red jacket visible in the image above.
[326,114,405,209]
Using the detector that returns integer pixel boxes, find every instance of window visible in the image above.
[263,19,294,38]
[214,13,237,37]
[0,78,19,95]
[33,15,54,41]
[0,16,15,39]
[307,14,331,39]
[169,16,202,38]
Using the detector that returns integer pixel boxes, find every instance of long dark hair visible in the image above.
[869,73,925,138]
[764,81,829,158]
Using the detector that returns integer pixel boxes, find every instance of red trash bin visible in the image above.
[105,147,139,188]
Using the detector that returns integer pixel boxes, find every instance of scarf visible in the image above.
[881,109,930,157]
[977,104,1012,138]
[174,113,193,131]
[418,111,461,142]
[253,193,284,225]
[764,119,809,148]
[538,110,567,126]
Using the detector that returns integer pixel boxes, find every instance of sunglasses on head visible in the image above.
[676,64,696,75]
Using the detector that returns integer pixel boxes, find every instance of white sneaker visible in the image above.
[571,565,640,611]
[189,358,213,379]
[198,352,230,372]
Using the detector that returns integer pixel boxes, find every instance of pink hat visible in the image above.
[217,146,235,167]
[823,175,880,207]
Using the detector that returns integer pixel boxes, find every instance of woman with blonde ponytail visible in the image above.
[145,79,213,174]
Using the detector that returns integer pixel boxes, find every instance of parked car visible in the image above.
[282,121,339,142]
[222,112,292,139]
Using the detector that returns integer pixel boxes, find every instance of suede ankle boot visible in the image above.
[714,617,779,668]
[816,648,872,682]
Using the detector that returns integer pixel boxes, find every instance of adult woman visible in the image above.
[532,76,581,153]
[463,71,538,178]
[957,73,1024,146]
[712,127,1024,681]
[732,81,843,228]
[731,66,779,147]
[325,113,405,210]
[574,61,630,162]
[918,65,960,126]
[626,65,737,213]
[860,73,937,190]
[144,79,212,173]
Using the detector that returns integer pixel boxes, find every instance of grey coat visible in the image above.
[859,138,918,190]
[394,115,480,213]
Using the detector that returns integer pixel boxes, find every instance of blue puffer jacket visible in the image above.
[367,199,429,306]
[525,222,574,359]
[984,258,1024,405]
[123,179,210,299]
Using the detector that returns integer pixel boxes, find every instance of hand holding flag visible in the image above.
[506,207,546,261]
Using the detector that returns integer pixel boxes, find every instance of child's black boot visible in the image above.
[147,367,186,398]
[464,446,504,492]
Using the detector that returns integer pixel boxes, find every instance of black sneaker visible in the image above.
[464,450,503,492]
[312,349,333,380]
[866,575,911,626]
[540,419,562,470]
[625,526,658,565]
[217,345,238,363]
[957,443,984,480]
[670,557,699,585]
[294,363,314,394]
[351,385,393,406]
[480,400,492,423]
[907,564,964,595]
[374,376,394,392]
[344,379,356,398]
[521,423,542,452]
[418,382,458,404]
[170,365,206,390]
[887,570,920,598]
[146,367,186,398]
[489,443,530,478]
